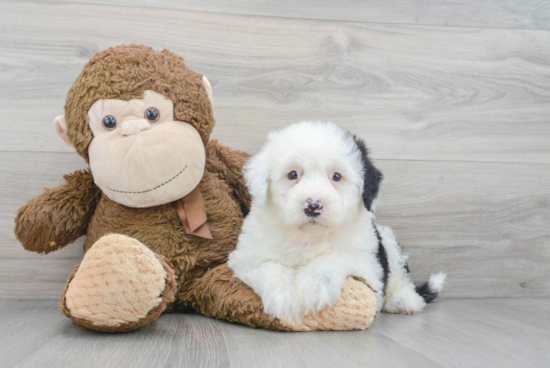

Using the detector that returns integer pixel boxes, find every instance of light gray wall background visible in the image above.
[1,0,549,299]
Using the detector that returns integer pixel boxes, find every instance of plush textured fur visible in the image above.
[15,45,374,332]
[65,234,169,327]
[60,234,178,332]
[15,45,259,331]
[63,45,215,161]
[229,121,446,321]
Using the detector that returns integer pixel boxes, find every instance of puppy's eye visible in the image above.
[145,107,160,123]
[332,173,342,182]
[288,171,298,180]
[102,115,117,130]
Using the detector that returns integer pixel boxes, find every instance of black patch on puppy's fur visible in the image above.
[415,282,439,303]
[351,135,383,211]
[240,202,250,218]
[374,225,389,295]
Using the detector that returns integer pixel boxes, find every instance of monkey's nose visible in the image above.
[304,198,323,217]
[120,119,151,136]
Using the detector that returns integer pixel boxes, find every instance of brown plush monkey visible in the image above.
[14,44,376,332]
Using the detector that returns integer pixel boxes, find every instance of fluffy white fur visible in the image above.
[228,121,446,322]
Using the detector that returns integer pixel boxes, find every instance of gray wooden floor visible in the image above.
[1,298,548,368]
[1,1,550,367]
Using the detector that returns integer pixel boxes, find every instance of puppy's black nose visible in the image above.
[304,198,323,217]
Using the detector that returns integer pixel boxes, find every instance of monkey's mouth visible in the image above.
[106,165,187,194]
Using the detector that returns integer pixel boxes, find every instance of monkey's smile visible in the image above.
[106,165,188,194]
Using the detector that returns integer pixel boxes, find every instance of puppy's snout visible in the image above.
[304,198,323,217]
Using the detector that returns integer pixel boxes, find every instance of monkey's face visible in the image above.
[86,90,206,208]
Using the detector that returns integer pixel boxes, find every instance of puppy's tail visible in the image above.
[415,272,447,303]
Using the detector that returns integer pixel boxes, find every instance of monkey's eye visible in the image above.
[102,115,117,130]
[145,107,160,123]
[288,171,298,180]
[332,173,342,182]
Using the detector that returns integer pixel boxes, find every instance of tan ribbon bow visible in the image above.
[172,186,213,239]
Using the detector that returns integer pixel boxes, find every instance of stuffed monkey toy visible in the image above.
[14,44,377,332]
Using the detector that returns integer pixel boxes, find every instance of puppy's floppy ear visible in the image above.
[244,149,270,206]
[352,135,383,212]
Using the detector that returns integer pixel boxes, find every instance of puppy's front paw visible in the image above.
[296,269,345,316]
[262,287,303,323]
[280,277,378,332]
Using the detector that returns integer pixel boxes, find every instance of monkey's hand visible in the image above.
[206,140,251,214]
[14,169,101,254]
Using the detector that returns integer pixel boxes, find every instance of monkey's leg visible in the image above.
[185,264,378,331]
[60,234,177,332]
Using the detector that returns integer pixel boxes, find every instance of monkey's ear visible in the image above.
[202,76,214,106]
[53,115,74,148]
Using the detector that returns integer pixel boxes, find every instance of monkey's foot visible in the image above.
[187,265,376,332]
[61,234,177,332]
[282,276,378,331]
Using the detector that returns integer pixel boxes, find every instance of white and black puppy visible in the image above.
[228,121,446,322]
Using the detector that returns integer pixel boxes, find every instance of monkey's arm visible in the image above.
[206,140,252,214]
[14,169,101,254]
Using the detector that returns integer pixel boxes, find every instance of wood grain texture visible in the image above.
[2,152,548,299]
[1,1,550,164]
[34,0,550,30]
[376,159,550,298]
[2,298,549,368]
[1,299,230,368]
[0,299,73,368]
